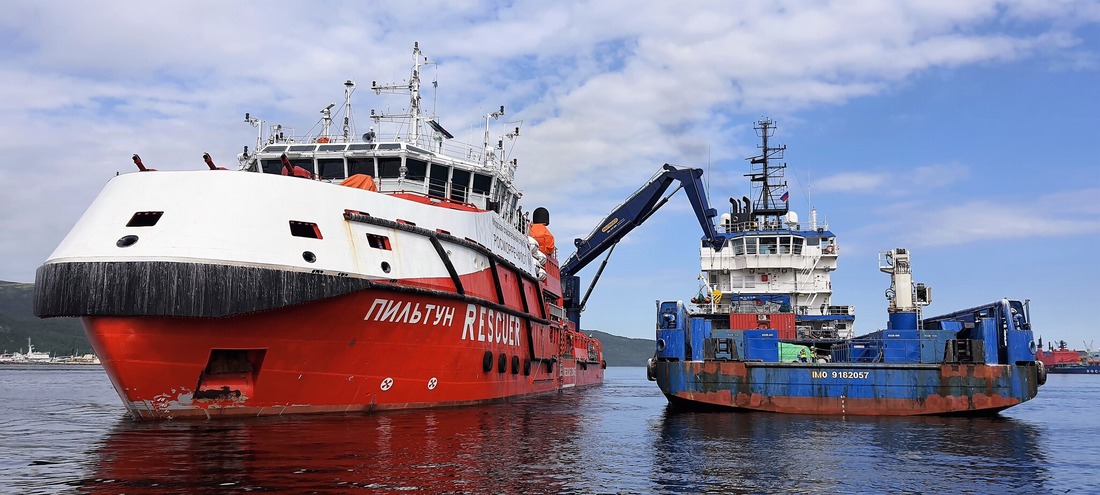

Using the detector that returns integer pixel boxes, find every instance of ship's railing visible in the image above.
[261,131,499,171]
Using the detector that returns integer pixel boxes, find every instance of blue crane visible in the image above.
[559,163,724,328]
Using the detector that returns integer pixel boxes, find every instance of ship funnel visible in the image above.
[533,207,550,225]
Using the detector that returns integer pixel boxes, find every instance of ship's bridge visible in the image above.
[250,139,524,228]
[701,228,839,273]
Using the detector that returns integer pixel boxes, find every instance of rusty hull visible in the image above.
[654,360,1041,416]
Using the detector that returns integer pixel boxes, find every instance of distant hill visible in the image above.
[584,330,654,367]
[1,280,656,363]
[0,280,90,356]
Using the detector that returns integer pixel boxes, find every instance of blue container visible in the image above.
[743,329,779,362]
[883,330,920,363]
[919,329,957,363]
[847,339,881,363]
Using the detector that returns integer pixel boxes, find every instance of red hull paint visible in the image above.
[85,288,603,420]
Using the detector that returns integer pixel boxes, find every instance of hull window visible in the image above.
[289,221,323,239]
[126,211,163,227]
[367,234,392,250]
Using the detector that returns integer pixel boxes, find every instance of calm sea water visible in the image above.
[1,365,1098,495]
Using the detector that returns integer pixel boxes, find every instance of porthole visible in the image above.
[116,235,139,248]
[381,261,391,273]
[303,251,317,263]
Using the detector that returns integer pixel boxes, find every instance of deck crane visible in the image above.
[559,163,724,328]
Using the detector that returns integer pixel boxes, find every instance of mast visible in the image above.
[341,80,354,141]
[746,118,789,223]
[370,42,430,143]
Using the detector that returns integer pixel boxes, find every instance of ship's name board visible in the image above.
[362,298,521,348]
[491,217,531,269]
[364,298,457,327]
[461,304,522,347]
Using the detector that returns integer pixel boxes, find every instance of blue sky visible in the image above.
[1,1,1098,348]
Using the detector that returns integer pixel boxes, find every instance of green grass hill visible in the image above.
[0,281,90,356]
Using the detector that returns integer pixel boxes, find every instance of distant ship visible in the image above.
[0,338,52,363]
[647,119,1045,415]
[34,43,606,419]
[1036,340,1100,374]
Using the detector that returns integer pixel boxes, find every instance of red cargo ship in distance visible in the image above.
[34,43,605,420]
[1037,339,1100,374]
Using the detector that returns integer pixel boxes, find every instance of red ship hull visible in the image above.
[84,288,603,420]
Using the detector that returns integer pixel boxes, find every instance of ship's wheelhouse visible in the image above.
[250,141,524,227]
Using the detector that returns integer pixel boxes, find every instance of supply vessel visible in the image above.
[34,43,609,419]
[644,119,1045,415]
[1036,340,1100,374]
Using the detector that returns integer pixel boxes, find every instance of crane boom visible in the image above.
[560,163,723,327]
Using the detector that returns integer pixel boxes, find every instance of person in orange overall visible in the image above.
[529,207,555,255]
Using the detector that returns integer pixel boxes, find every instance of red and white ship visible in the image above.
[34,43,604,419]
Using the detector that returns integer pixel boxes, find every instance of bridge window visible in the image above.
[379,158,401,179]
[429,164,450,198]
[745,237,758,255]
[450,169,471,203]
[260,159,282,174]
[347,143,374,151]
[287,145,316,152]
[730,238,745,255]
[317,144,347,152]
[760,237,778,255]
[348,157,375,177]
[317,158,346,180]
[406,159,428,182]
[472,173,493,195]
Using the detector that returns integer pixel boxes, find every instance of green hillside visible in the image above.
[0,281,90,356]
[585,330,655,367]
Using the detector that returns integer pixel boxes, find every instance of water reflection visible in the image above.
[80,395,591,494]
[652,408,1049,494]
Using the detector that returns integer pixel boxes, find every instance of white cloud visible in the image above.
[2,0,1099,284]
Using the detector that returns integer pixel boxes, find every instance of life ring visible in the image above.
[824,245,835,254]
[482,351,494,372]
